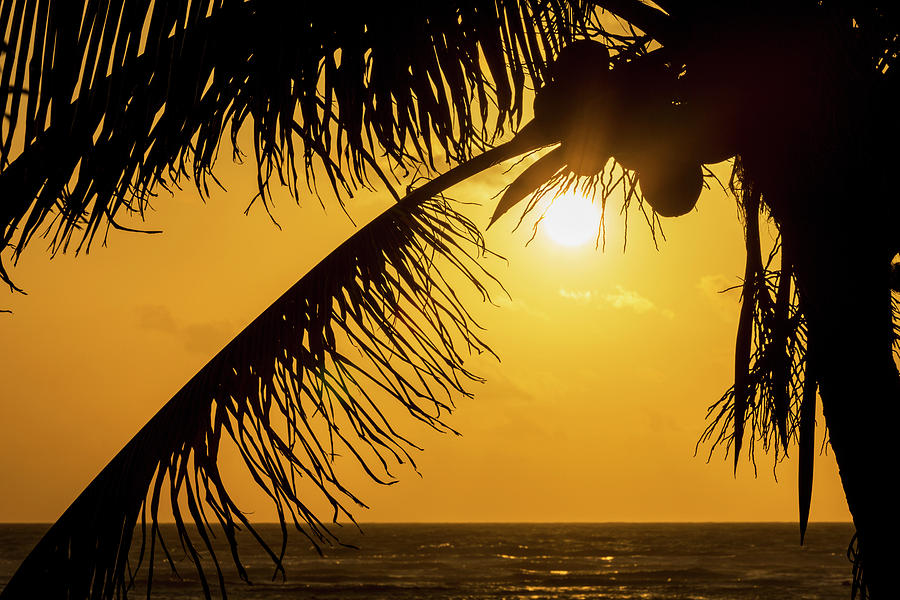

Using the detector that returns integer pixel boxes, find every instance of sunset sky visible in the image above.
[0,136,852,527]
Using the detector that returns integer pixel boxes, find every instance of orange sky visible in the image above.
[0,139,852,526]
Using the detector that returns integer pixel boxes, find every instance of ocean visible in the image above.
[0,523,855,599]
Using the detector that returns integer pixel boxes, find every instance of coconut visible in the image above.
[532,40,613,176]
[534,40,610,130]
[548,39,610,86]
[636,159,703,217]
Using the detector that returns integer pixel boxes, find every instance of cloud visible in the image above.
[495,295,550,320]
[558,285,673,318]
[182,322,234,355]
[697,274,741,320]
[603,285,656,313]
[604,285,674,318]
[558,288,594,304]
[698,274,737,296]
[135,304,178,333]
[478,368,539,408]
[643,407,684,434]
[135,304,233,354]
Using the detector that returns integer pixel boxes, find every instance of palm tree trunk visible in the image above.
[778,204,898,598]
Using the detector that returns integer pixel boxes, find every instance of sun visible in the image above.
[541,191,602,247]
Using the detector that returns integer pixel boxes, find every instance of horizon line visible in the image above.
[0,520,855,526]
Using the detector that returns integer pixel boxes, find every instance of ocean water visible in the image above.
[0,523,855,599]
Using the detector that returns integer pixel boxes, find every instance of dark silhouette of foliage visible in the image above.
[1,191,504,599]
[2,1,899,599]
[0,0,583,290]
[0,1,585,597]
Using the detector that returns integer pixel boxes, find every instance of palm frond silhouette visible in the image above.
[0,0,580,288]
[2,191,504,599]
[2,1,899,599]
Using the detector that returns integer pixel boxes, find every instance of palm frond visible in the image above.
[697,164,815,521]
[588,0,673,41]
[0,123,545,599]
[828,1,900,74]
[0,187,504,599]
[848,533,869,600]
[0,0,590,290]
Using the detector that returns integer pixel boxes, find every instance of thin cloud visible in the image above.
[135,304,178,333]
[496,295,551,321]
[698,274,741,321]
[559,285,673,318]
[605,285,674,318]
[558,288,594,304]
[604,285,656,313]
[182,322,234,355]
[135,304,233,354]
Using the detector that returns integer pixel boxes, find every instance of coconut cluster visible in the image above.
[531,40,735,217]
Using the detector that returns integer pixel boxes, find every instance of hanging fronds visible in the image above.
[0,0,590,290]
[697,165,818,538]
[849,533,869,600]
[0,189,502,599]
[835,2,900,74]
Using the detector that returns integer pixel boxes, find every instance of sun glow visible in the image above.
[542,191,602,247]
